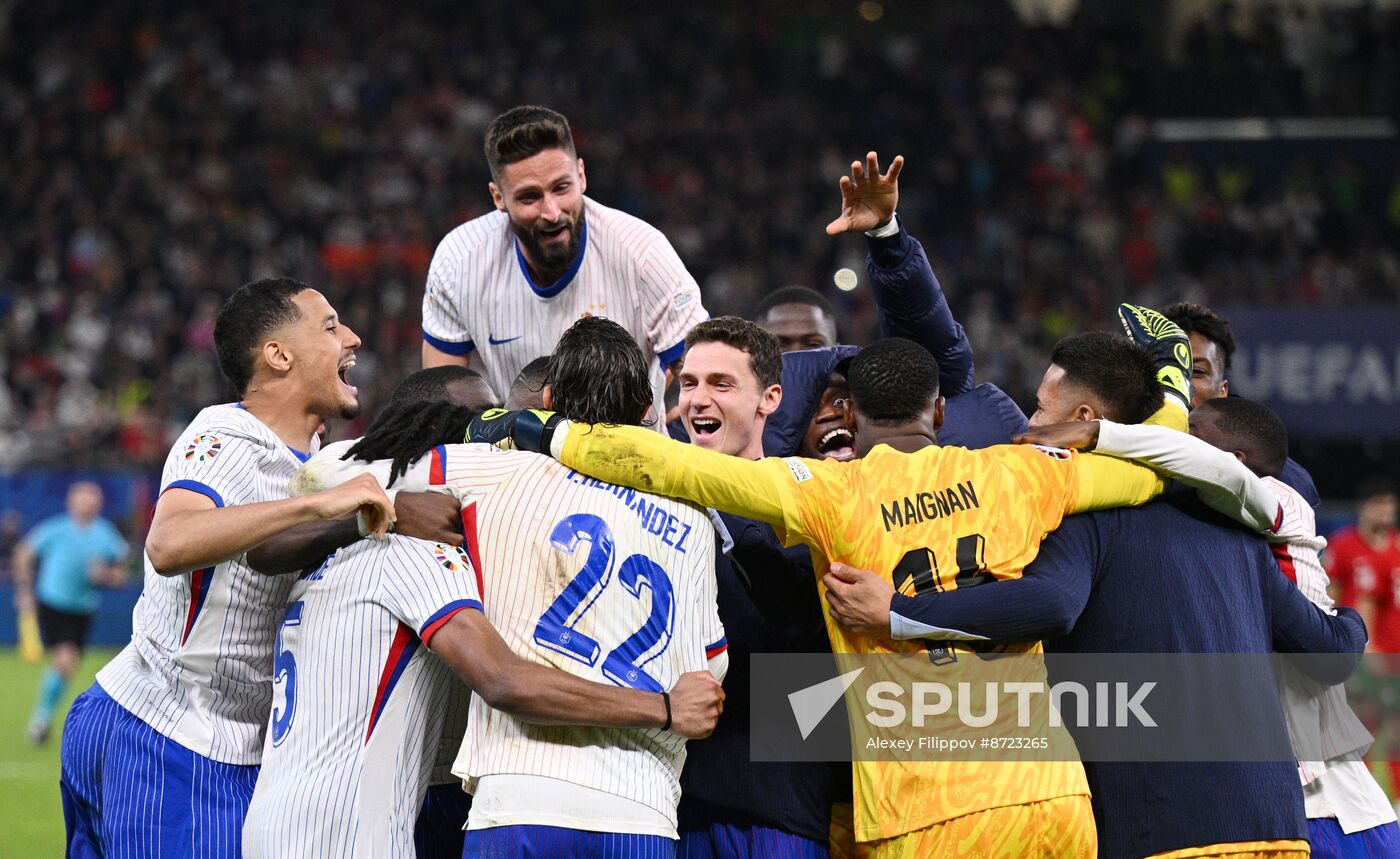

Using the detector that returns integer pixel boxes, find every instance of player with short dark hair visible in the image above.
[422,104,707,429]
[59,277,401,858]
[214,277,325,401]
[686,316,784,390]
[505,356,552,410]
[670,317,833,857]
[1192,397,1290,479]
[1030,332,1163,428]
[755,286,838,353]
[846,337,941,427]
[483,105,576,182]
[1161,300,1322,509]
[1162,301,1236,405]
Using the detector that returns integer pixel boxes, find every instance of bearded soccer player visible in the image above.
[468,307,1194,857]
[421,105,707,425]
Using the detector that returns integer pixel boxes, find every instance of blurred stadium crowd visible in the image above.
[2,0,1400,467]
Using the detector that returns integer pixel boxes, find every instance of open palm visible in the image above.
[825,152,904,235]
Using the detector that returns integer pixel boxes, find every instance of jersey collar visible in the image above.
[515,218,588,299]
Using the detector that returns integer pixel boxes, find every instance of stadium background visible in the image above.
[1,0,1398,852]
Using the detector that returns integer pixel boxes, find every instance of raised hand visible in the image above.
[666,671,726,738]
[1012,421,1101,451]
[825,151,905,236]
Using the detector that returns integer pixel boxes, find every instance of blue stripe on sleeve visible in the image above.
[423,331,475,356]
[164,479,225,508]
[419,599,484,638]
[657,338,687,368]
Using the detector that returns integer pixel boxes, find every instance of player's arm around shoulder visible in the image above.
[566,421,834,543]
[427,607,724,738]
[147,472,396,576]
[1064,448,1168,514]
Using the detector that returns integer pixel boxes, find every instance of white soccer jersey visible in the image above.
[242,536,482,859]
[295,441,725,834]
[96,403,316,764]
[421,196,708,426]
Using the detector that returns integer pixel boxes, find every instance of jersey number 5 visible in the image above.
[534,513,676,692]
[271,600,304,746]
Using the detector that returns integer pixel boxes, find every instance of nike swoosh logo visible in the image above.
[488,335,522,346]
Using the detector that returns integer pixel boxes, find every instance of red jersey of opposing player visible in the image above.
[1326,525,1400,653]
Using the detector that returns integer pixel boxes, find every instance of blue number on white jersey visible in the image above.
[533,514,675,691]
[271,601,304,746]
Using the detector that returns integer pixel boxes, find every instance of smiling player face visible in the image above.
[491,148,587,277]
[799,371,857,461]
[283,289,362,421]
[679,340,780,459]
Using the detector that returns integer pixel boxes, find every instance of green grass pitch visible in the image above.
[0,647,114,858]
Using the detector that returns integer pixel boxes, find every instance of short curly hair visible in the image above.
[848,338,941,426]
[1163,302,1236,371]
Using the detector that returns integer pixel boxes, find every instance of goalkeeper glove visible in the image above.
[466,408,567,455]
[1117,303,1193,412]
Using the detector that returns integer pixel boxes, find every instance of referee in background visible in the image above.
[12,481,127,744]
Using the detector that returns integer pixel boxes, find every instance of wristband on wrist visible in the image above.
[661,691,672,731]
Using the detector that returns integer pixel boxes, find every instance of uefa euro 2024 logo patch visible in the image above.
[433,544,469,573]
[185,434,222,462]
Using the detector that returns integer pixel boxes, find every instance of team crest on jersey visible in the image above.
[434,544,469,573]
[1030,444,1072,460]
[185,434,222,462]
[673,289,697,310]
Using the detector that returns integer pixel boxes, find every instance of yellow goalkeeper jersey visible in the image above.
[558,426,1167,841]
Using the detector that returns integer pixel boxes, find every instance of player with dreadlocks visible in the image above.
[295,315,727,854]
[245,356,723,858]
[338,366,495,487]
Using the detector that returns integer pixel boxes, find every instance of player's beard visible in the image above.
[512,209,583,277]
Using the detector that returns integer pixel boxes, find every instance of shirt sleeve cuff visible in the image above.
[163,479,225,508]
[419,599,484,647]
[864,212,901,239]
[704,636,729,658]
[658,338,687,368]
[423,331,475,356]
[889,597,992,642]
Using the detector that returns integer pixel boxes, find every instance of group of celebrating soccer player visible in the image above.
[53,105,1397,859]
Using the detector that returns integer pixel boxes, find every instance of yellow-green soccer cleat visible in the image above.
[1117,303,1193,410]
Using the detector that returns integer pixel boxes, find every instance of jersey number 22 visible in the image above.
[534,513,676,692]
